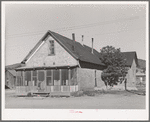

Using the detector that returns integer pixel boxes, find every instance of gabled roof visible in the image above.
[99,51,138,67]
[122,52,138,67]
[5,63,22,70]
[21,30,105,66]
[138,59,146,69]
[83,45,101,58]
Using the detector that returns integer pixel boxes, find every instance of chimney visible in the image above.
[92,38,94,54]
[72,33,75,51]
[81,35,84,46]
[72,33,75,41]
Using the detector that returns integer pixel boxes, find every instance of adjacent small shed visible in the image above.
[5,70,16,89]
[136,72,146,85]
[5,63,23,89]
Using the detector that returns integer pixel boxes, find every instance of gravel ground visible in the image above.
[5,89,145,109]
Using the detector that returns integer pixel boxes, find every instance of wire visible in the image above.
[6,15,142,38]
[90,27,145,37]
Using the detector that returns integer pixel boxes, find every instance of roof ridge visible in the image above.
[21,30,105,66]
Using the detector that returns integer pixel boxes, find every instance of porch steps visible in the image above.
[50,92,70,97]
[31,91,70,97]
[32,92,50,97]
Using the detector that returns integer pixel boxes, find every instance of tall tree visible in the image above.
[100,46,128,88]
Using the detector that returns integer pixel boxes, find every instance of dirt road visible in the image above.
[5,90,145,109]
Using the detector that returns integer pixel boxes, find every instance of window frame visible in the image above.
[61,69,69,86]
[46,70,53,86]
[25,70,31,86]
[32,70,37,86]
[48,40,55,56]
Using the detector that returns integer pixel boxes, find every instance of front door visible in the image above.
[38,70,46,92]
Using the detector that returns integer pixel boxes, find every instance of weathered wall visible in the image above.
[77,68,105,91]
[111,59,137,90]
[77,68,95,91]
[26,35,77,67]
[126,59,137,89]
[95,70,106,88]
[5,71,16,89]
[136,76,146,84]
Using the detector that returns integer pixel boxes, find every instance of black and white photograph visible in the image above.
[2,1,149,120]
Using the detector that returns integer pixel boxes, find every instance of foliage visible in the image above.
[100,46,128,87]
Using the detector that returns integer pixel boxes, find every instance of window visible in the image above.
[46,70,53,86]
[62,69,68,85]
[49,40,55,55]
[17,71,23,86]
[70,68,77,85]
[38,71,44,81]
[53,69,60,85]
[25,71,31,86]
[33,70,37,86]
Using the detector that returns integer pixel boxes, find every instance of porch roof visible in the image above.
[15,65,78,71]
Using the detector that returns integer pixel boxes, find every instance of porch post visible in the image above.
[36,70,39,91]
[44,69,47,92]
[60,69,62,92]
[68,69,71,91]
[22,71,25,86]
[16,71,18,93]
[16,71,17,86]
[51,69,54,92]
[31,71,33,85]
[31,70,33,91]
[76,68,79,91]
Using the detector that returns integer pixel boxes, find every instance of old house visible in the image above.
[123,52,138,89]
[5,63,22,89]
[136,59,146,85]
[15,30,106,96]
[14,30,139,95]
[110,52,138,90]
[5,70,16,89]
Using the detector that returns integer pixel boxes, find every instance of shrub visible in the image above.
[27,92,33,97]
[83,91,95,96]
[71,91,83,97]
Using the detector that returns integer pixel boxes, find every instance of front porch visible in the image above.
[16,85,78,97]
[15,66,79,96]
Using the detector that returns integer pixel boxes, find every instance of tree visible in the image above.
[100,46,128,88]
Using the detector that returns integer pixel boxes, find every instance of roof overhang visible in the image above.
[15,65,79,71]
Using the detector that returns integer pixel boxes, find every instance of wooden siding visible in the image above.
[78,68,105,91]
[26,35,77,67]
[126,59,137,88]
[5,71,16,89]
[78,68,95,91]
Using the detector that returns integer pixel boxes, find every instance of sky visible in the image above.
[4,2,147,66]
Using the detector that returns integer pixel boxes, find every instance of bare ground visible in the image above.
[5,89,145,109]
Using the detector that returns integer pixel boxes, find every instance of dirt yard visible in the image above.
[5,89,145,109]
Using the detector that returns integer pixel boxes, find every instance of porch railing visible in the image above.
[16,85,78,94]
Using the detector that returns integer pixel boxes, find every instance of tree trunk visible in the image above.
[124,78,127,90]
